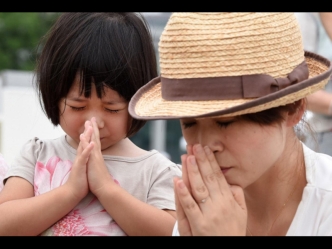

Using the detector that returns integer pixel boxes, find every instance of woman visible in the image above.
[128,12,332,236]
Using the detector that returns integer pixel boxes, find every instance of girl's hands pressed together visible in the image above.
[85,117,115,198]
[174,144,248,236]
[65,123,94,203]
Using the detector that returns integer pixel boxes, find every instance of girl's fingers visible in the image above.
[173,177,192,236]
[90,117,101,147]
[79,124,93,149]
[77,131,94,160]
[80,142,94,160]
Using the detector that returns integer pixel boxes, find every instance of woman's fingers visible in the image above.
[186,154,210,206]
[201,145,230,193]
[174,176,205,230]
[229,185,247,212]
[186,144,193,155]
[186,144,234,206]
[177,143,248,236]
[173,177,192,236]
[181,154,191,193]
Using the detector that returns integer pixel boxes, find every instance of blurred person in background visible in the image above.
[295,12,332,156]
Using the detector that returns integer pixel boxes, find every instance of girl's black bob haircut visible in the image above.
[35,12,158,137]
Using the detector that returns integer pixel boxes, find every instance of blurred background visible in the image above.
[0,12,185,165]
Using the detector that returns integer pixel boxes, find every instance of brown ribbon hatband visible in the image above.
[161,61,309,101]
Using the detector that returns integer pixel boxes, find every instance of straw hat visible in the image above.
[129,12,332,120]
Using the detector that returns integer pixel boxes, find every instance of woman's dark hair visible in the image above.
[241,100,301,125]
[240,99,313,143]
[34,12,157,137]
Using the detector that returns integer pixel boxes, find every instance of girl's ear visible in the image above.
[286,99,305,127]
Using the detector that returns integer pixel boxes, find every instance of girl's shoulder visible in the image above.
[135,149,179,166]
[140,150,182,174]
[15,135,75,164]
[103,149,182,175]
[20,135,70,152]
[0,153,10,190]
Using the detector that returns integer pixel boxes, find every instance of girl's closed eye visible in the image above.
[70,106,85,111]
[105,108,120,114]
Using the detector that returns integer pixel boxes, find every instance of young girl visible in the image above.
[129,12,332,235]
[0,12,181,236]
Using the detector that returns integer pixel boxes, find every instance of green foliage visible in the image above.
[0,12,61,71]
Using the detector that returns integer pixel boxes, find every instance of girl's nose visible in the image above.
[90,115,104,129]
[95,116,104,129]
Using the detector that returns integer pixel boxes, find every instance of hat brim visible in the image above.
[129,51,332,120]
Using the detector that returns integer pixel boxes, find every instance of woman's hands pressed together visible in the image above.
[173,144,248,236]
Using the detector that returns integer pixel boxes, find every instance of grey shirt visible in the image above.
[4,135,182,236]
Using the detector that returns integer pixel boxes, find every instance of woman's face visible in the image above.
[180,116,288,188]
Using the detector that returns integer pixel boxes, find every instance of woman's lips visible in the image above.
[221,167,231,174]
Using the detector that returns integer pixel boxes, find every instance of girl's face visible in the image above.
[59,77,130,152]
[180,116,288,188]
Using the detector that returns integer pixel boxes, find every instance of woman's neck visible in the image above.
[244,136,307,235]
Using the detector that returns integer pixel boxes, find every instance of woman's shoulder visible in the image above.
[303,143,332,191]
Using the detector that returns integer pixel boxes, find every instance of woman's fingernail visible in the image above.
[189,156,197,166]
[204,146,211,155]
[178,181,185,189]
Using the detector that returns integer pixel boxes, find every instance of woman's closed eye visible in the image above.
[181,121,196,129]
[216,121,233,128]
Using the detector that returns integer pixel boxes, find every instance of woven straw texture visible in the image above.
[131,12,332,119]
[159,13,303,79]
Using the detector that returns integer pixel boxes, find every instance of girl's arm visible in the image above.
[0,177,84,235]
[0,131,94,236]
[95,181,176,236]
[85,118,177,236]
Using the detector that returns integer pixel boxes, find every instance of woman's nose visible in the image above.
[198,128,224,153]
